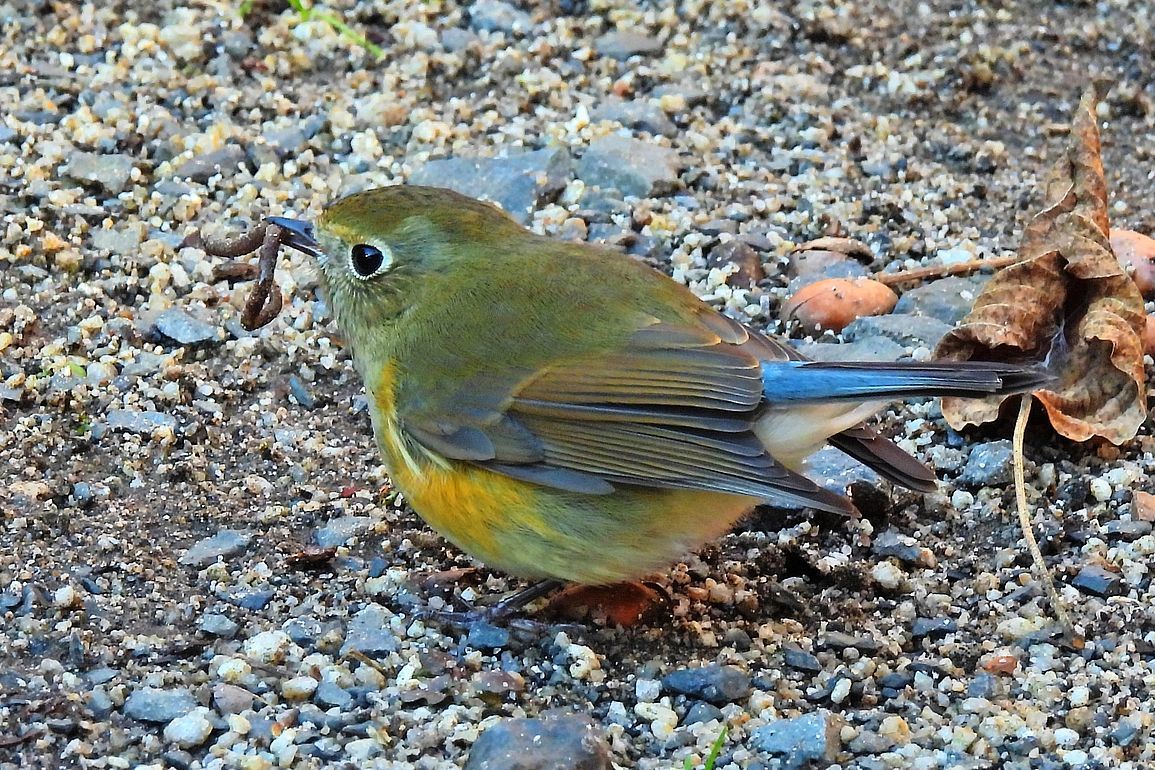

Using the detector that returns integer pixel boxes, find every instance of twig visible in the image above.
[875,254,1022,287]
[1012,395,1076,639]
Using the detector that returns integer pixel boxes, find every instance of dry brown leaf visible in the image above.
[935,84,1147,444]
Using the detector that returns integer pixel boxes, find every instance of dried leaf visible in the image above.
[935,84,1147,444]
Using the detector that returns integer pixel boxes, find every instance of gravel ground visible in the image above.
[3,1,1155,768]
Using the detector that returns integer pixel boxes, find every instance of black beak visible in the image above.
[266,216,323,258]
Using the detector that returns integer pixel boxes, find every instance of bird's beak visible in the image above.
[266,216,323,259]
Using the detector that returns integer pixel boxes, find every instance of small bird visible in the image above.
[269,186,1044,595]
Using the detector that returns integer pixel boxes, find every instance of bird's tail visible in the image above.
[760,360,1051,404]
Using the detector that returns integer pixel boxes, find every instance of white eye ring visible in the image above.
[349,243,391,279]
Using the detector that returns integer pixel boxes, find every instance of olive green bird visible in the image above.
[269,186,1044,591]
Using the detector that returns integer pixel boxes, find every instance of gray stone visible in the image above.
[594,30,663,59]
[848,730,893,754]
[1072,565,1124,597]
[893,276,989,325]
[750,712,839,769]
[958,440,1014,487]
[441,27,479,52]
[198,613,240,638]
[1111,718,1142,747]
[469,0,531,33]
[105,409,177,435]
[63,152,136,194]
[288,375,316,409]
[576,135,681,198]
[590,98,675,137]
[842,313,954,350]
[175,145,246,182]
[871,530,924,565]
[967,672,998,699]
[683,702,724,725]
[154,308,221,346]
[0,125,17,143]
[783,648,822,673]
[225,588,275,610]
[315,681,353,708]
[1104,520,1153,540]
[465,713,611,770]
[662,664,751,705]
[803,445,884,501]
[466,622,510,650]
[180,530,252,567]
[794,337,907,363]
[87,688,115,718]
[262,126,309,160]
[314,516,371,548]
[123,687,197,723]
[409,148,571,223]
[911,617,957,639]
[91,225,144,253]
[341,605,400,657]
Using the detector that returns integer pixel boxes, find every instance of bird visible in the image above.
[267,185,1046,605]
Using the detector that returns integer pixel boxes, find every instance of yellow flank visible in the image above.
[370,362,546,566]
[368,361,758,583]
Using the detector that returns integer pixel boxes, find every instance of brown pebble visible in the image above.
[709,240,764,288]
[1133,490,1155,522]
[781,277,898,333]
[1143,315,1155,357]
[982,653,1019,675]
[1111,228,1155,297]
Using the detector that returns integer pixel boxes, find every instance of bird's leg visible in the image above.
[420,578,566,628]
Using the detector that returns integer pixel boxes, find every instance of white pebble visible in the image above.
[635,678,662,703]
[1089,477,1112,502]
[281,676,318,700]
[243,630,293,664]
[872,561,904,590]
[164,708,214,748]
[54,584,79,608]
[830,677,852,703]
[951,490,975,509]
[1053,727,1079,746]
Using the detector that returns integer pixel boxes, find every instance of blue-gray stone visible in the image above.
[1072,565,1124,597]
[180,530,252,567]
[315,681,353,708]
[662,664,750,705]
[842,313,954,350]
[577,135,681,198]
[912,617,957,639]
[464,714,611,770]
[594,30,663,59]
[591,99,676,137]
[871,530,924,565]
[105,409,177,435]
[63,152,136,193]
[226,588,276,610]
[750,712,838,769]
[468,0,531,33]
[123,687,197,723]
[893,276,989,325]
[87,688,115,718]
[683,702,724,725]
[341,605,399,657]
[794,337,907,363]
[288,375,316,409]
[409,148,571,223]
[175,145,246,182]
[783,648,822,673]
[199,613,240,638]
[958,440,1014,487]
[154,308,221,346]
[466,622,510,650]
[314,516,371,548]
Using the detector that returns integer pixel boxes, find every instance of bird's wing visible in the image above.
[397,314,856,514]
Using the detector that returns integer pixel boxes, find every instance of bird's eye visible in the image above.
[350,244,387,278]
